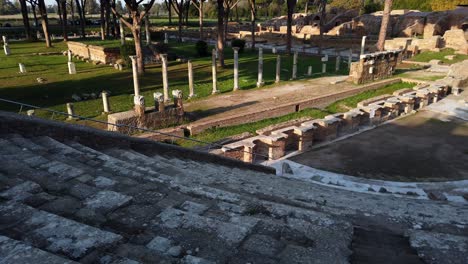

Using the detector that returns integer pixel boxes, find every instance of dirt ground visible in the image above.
[289,110,468,182]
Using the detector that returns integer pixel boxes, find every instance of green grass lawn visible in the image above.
[0,40,346,124]
[180,81,415,147]
[410,48,468,64]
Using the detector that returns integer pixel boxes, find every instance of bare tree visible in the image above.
[315,0,326,54]
[191,0,205,40]
[377,0,393,51]
[59,0,68,40]
[19,0,33,40]
[111,0,156,75]
[171,0,185,42]
[248,0,255,50]
[38,0,52,47]
[75,0,87,38]
[217,0,224,67]
[164,0,172,25]
[100,0,107,39]
[222,0,240,44]
[286,0,296,54]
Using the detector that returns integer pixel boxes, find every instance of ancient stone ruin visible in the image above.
[219,82,450,163]
[349,50,403,84]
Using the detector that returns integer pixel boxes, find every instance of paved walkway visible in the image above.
[183,75,399,135]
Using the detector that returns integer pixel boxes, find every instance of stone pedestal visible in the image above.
[275,55,281,83]
[164,32,168,44]
[102,91,111,113]
[307,66,312,76]
[130,56,140,99]
[161,54,170,102]
[188,60,195,98]
[322,63,326,73]
[172,89,184,115]
[233,48,240,91]
[154,92,165,112]
[68,62,76,74]
[257,47,264,87]
[134,95,145,117]
[292,51,298,80]
[19,63,26,73]
[26,110,35,116]
[211,49,219,94]
[68,50,73,62]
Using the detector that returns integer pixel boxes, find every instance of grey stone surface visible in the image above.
[0,181,42,201]
[0,235,78,264]
[409,230,468,264]
[242,234,283,257]
[182,255,215,264]
[84,190,132,213]
[180,201,209,215]
[94,176,117,188]
[146,236,171,253]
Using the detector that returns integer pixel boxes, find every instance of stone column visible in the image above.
[101,91,111,113]
[360,36,367,56]
[154,92,165,112]
[292,51,298,80]
[19,63,26,73]
[335,56,341,72]
[321,55,328,73]
[3,45,10,56]
[187,60,195,98]
[211,49,219,94]
[257,47,264,87]
[145,16,151,45]
[348,49,352,69]
[164,32,169,44]
[68,50,73,62]
[161,54,170,102]
[130,56,145,116]
[68,62,76,74]
[307,66,312,76]
[275,55,281,83]
[26,110,35,116]
[120,25,125,45]
[130,56,140,98]
[2,36,7,45]
[233,48,240,91]
[66,103,77,120]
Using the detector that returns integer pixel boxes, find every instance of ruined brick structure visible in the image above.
[221,83,450,163]
[67,42,120,64]
[349,50,403,85]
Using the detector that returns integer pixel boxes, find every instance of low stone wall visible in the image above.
[67,41,120,64]
[107,106,185,133]
[349,50,403,84]
[221,83,450,163]
[187,78,402,135]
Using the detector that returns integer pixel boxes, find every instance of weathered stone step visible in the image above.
[0,235,78,264]
[0,200,123,260]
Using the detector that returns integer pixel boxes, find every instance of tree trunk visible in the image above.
[216,0,224,67]
[60,0,68,41]
[377,0,393,51]
[184,1,189,25]
[75,0,86,37]
[286,0,296,55]
[199,0,203,39]
[223,8,229,45]
[100,0,105,40]
[235,5,238,22]
[250,0,255,50]
[318,0,326,55]
[70,0,75,30]
[57,1,63,26]
[105,0,111,37]
[111,1,117,37]
[19,0,32,40]
[38,0,52,47]
[132,26,144,75]
[32,4,39,27]
[178,10,182,42]
[166,0,172,25]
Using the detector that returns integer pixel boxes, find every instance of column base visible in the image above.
[256,82,264,88]
[212,90,220,95]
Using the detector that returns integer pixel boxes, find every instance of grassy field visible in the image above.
[0,40,346,123]
[181,82,415,147]
[410,48,468,64]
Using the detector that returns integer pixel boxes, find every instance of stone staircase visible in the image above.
[0,111,467,263]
